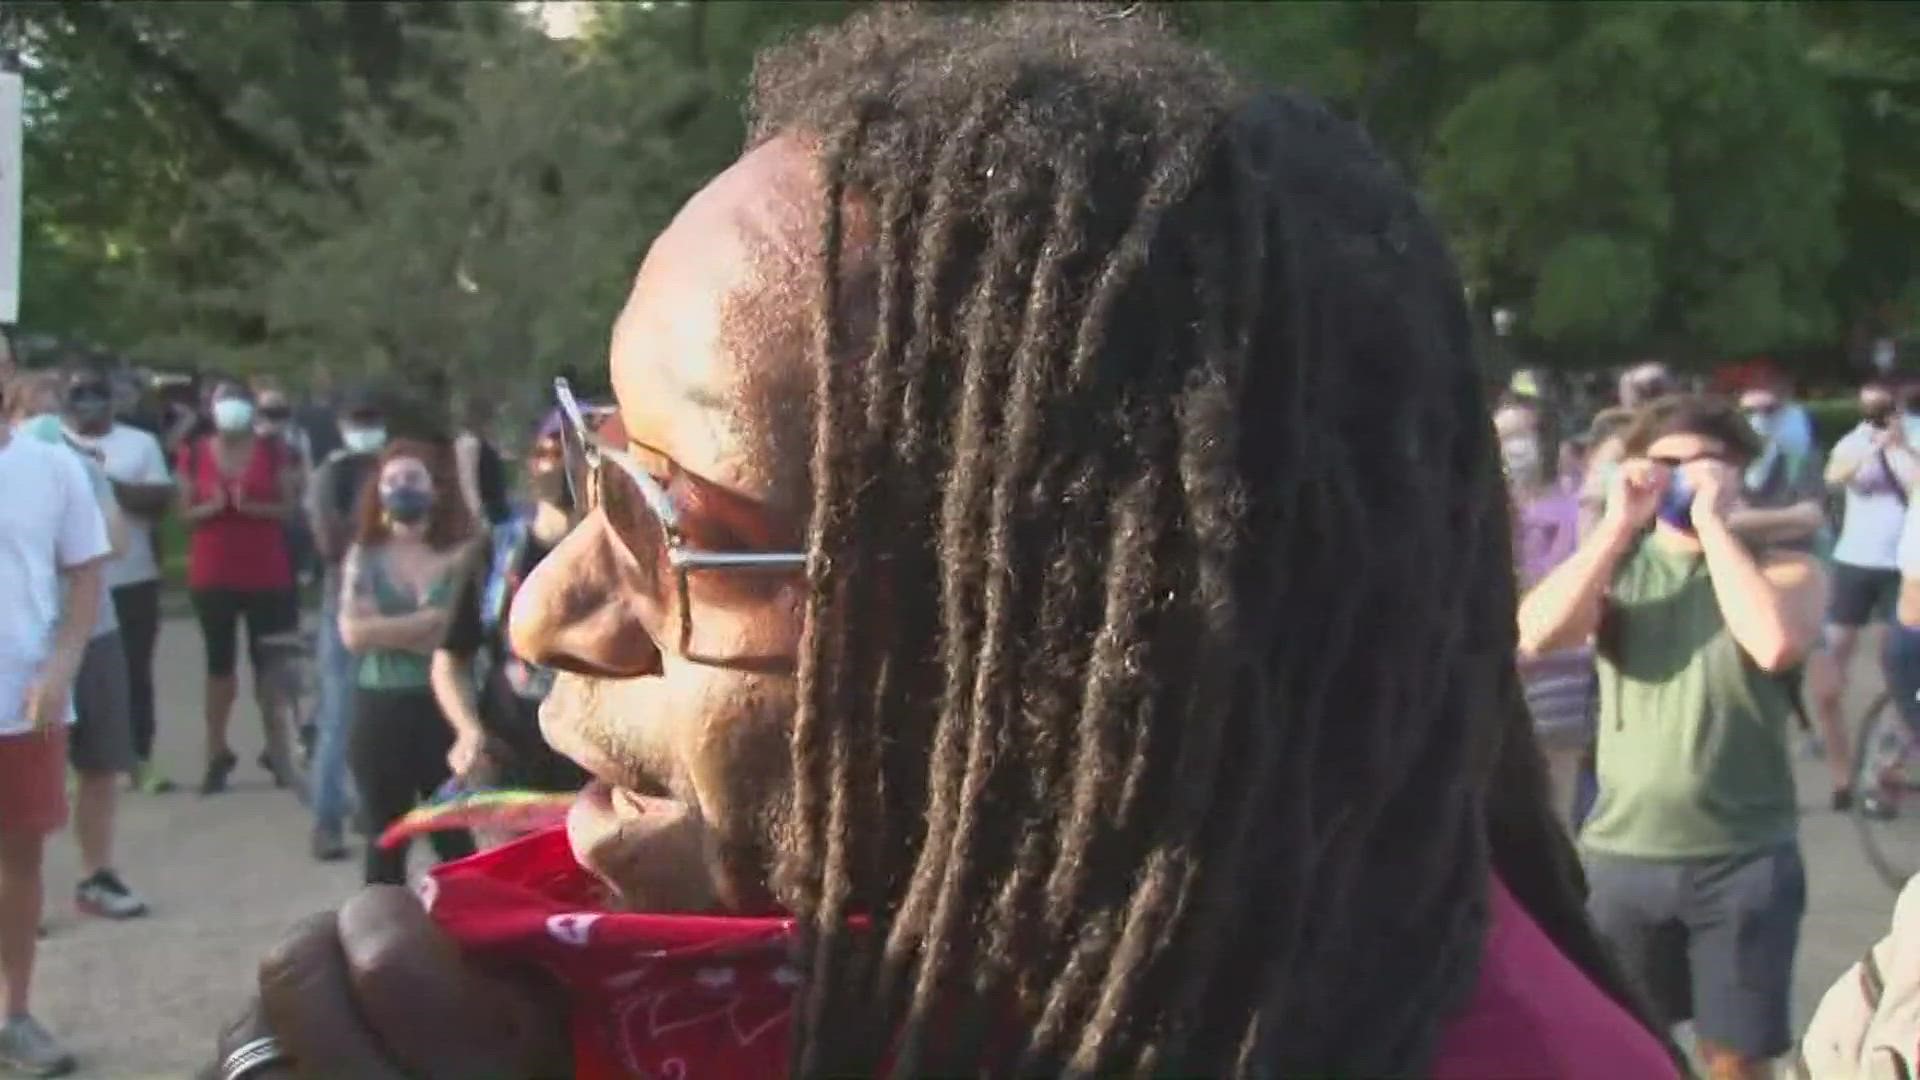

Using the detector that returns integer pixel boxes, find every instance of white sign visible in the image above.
[0,71,20,324]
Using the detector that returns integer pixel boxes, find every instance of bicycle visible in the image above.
[1850,687,1920,891]
[255,625,317,804]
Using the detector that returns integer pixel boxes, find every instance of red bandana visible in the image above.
[428,828,1679,1079]
[425,829,798,1079]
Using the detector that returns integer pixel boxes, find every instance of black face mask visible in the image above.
[66,385,112,428]
[528,469,573,510]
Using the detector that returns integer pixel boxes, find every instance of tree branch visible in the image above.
[57,0,310,185]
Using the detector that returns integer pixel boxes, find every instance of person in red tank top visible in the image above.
[176,380,302,796]
[210,10,1680,1078]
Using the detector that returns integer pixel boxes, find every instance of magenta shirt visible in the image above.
[1432,875,1678,1078]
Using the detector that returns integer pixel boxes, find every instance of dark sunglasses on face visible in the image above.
[1648,452,1729,471]
[552,378,806,659]
[260,405,292,421]
[66,384,110,405]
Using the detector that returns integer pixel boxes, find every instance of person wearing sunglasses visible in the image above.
[428,409,589,811]
[210,8,1677,1079]
[1521,394,1827,1079]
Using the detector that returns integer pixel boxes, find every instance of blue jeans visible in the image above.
[311,589,358,832]
[1885,621,1920,735]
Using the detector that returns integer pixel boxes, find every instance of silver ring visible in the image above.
[221,1036,293,1080]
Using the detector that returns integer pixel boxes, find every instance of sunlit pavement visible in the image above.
[20,617,1904,1076]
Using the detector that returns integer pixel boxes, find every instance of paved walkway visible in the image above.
[17,616,1912,1076]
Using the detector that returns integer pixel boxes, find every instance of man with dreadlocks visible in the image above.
[210,7,1674,1078]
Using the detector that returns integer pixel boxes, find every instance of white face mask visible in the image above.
[341,426,387,454]
[1500,435,1543,483]
[212,398,256,433]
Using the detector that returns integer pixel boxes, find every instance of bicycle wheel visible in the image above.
[1852,690,1920,892]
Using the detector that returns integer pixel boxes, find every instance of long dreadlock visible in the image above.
[746,6,1661,1075]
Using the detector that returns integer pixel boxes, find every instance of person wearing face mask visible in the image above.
[177,381,302,796]
[13,381,153,927]
[1496,397,1593,825]
[338,441,478,885]
[212,12,1683,1079]
[59,366,175,796]
[1728,385,1844,808]
[300,388,389,860]
[1817,381,1916,810]
[1522,395,1827,1079]
[253,382,316,590]
[429,411,588,812]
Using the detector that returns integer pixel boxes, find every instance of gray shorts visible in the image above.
[1584,841,1804,1060]
[71,631,135,775]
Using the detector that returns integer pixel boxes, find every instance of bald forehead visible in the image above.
[609,138,826,503]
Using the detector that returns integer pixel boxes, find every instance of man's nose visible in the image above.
[509,511,663,677]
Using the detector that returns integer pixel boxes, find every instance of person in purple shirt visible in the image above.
[1498,396,1594,824]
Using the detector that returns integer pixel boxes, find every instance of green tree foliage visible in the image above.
[10,0,1920,381]
[11,0,473,355]
[1185,2,1864,366]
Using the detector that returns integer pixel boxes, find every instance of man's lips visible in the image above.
[572,778,684,820]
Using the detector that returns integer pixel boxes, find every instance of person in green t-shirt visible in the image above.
[1518,394,1829,1078]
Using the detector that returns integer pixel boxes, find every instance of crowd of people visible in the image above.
[0,343,589,1073]
[1,5,1918,1079]
[1501,357,1920,1076]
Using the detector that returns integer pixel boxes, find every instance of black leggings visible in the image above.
[190,586,299,679]
[349,686,474,885]
[111,581,162,762]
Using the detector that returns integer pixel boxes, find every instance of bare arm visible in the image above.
[336,547,453,655]
[1695,516,1827,672]
[1886,444,1920,491]
[48,560,104,682]
[178,477,226,525]
[1518,514,1639,659]
[103,499,130,558]
[1826,436,1869,487]
[430,651,487,744]
[454,433,486,526]
[1725,500,1825,548]
[113,481,174,518]
[24,559,106,729]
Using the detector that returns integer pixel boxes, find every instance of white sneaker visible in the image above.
[0,1014,75,1077]
[75,870,149,919]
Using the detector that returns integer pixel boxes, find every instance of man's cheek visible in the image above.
[685,680,794,820]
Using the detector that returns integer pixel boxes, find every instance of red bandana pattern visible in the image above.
[424,829,798,1079]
